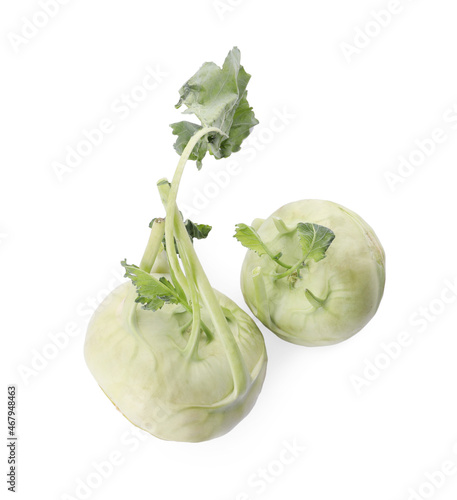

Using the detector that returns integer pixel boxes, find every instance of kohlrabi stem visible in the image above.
[167,259,188,306]
[174,211,250,395]
[257,241,291,269]
[159,129,250,394]
[305,288,327,309]
[155,182,214,345]
[163,127,222,267]
[271,253,292,270]
[176,237,202,359]
[139,218,165,272]
[151,250,169,274]
[274,258,306,280]
[156,180,189,301]
[139,215,187,305]
[244,224,291,270]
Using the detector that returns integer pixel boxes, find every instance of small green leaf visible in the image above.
[148,218,212,256]
[234,223,289,268]
[121,260,180,311]
[234,223,270,257]
[184,220,212,243]
[170,122,207,169]
[297,223,335,263]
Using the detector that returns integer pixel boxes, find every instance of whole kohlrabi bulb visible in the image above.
[84,279,267,442]
[239,200,385,346]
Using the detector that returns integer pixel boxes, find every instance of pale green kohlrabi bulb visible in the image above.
[84,279,267,442]
[239,200,385,346]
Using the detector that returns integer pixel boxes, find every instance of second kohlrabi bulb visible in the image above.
[240,200,386,346]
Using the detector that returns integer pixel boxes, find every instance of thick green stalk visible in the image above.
[177,239,203,359]
[160,130,250,395]
[154,180,189,301]
[163,127,221,265]
[139,215,187,303]
[174,210,250,395]
[139,218,165,272]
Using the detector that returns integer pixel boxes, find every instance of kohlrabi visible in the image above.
[235,200,385,346]
[84,48,267,442]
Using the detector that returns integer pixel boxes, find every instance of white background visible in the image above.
[2,1,457,499]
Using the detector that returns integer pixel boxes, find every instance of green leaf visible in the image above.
[234,223,271,257]
[234,223,289,268]
[146,218,212,255]
[121,260,180,311]
[171,47,258,168]
[170,122,207,168]
[184,220,212,243]
[235,220,336,283]
[296,223,335,263]
[166,219,211,254]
